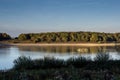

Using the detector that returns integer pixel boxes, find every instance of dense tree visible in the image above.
[17,32,120,43]
[90,34,98,42]
[0,33,11,41]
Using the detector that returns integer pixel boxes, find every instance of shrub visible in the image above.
[67,56,91,68]
[94,53,111,62]
[13,56,34,70]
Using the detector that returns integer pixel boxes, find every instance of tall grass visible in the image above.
[13,53,120,71]
[13,56,34,70]
[1,53,120,80]
[94,53,111,62]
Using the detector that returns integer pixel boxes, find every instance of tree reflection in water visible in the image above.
[18,46,120,54]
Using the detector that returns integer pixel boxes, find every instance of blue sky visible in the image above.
[0,0,120,36]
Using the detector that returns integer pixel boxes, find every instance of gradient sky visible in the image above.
[0,0,120,37]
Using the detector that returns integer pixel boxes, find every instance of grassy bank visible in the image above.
[0,53,120,80]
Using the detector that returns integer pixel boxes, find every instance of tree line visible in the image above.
[0,33,11,41]
[18,32,120,43]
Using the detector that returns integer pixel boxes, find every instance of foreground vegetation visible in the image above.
[1,53,120,80]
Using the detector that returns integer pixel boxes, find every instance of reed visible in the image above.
[1,53,120,80]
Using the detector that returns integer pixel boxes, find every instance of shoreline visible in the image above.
[8,43,120,47]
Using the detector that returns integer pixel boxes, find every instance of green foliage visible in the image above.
[13,56,34,70]
[1,53,120,80]
[90,33,98,42]
[17,32,120,43]
[18,34,30,40]
[94,53,110,62]
[0,68,118,80]
[67,56,90,68]
[13,53,120,71]
[0,33,11,41]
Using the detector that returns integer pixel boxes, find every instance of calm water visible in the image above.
[0,45,120,70]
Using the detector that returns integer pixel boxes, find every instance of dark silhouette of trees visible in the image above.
[0,33,11,41]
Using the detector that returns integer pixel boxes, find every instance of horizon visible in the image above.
[4,31,120,37]
[0,0,120,37]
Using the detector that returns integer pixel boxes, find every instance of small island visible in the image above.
[1,31,120,46]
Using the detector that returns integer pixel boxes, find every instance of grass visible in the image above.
[1,53,120,80]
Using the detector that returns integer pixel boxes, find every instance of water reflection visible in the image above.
[0,46,11,57]
[0,45,120,70]
[18,46,120,54]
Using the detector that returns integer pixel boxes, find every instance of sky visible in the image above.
[0,0,120,37]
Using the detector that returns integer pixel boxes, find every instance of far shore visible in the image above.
[5,43,120,47]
